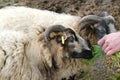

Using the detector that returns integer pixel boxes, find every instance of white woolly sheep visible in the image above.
[0,6,116,33]
[0,6,116,80]
[0,25,92,80]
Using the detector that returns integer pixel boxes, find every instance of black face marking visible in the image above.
[70,50,93,59]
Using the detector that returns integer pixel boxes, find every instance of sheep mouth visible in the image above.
[70,50,93,59]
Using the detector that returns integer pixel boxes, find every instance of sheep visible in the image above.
[0,6,116,46]
[0,25,92,80]
[78,12,116,47]
[0,6,116,79]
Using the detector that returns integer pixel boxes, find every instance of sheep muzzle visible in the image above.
[70,50,93,59]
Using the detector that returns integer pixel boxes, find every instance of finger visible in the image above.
[106,48,119,56]
[102,42,109,51]
[97,36,106,47]
[104,46,111,53]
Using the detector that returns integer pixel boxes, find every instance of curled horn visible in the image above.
[79,15,102,31]
[44,25,66,42]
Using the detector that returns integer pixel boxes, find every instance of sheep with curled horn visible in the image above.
[78,12,116,47]
[43,25,93,80]
[0,6,116,47]
[0,25,92,80]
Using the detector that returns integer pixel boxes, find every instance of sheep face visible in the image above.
[79,12,116,46]
[45,25,93,59]
[90,15,116,40]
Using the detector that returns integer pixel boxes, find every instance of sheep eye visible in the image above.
[68,36,74,42]
[56,36,62,43]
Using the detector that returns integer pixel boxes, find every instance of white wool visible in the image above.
[0,6,80,31]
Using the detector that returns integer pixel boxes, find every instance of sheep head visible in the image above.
[78,12,116,47]
[44,25,93,59]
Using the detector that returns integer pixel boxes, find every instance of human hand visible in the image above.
[97,32,120,56]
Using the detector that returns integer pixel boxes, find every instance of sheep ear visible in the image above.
[44,25,66,42]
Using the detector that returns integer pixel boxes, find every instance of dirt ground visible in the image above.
[0,0,120,30]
